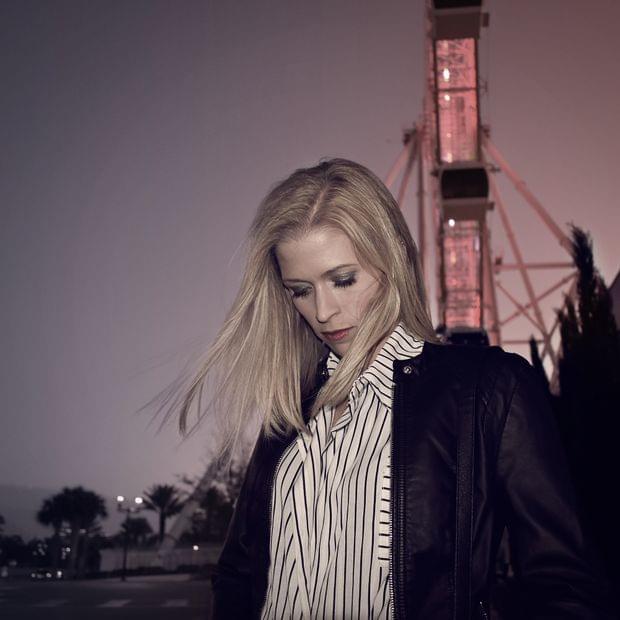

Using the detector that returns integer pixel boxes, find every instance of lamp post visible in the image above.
[116,495,143,582]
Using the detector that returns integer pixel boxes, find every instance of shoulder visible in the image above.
[412,341,532,384]
[405,343,544,419]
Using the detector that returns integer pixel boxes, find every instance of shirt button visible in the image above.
[402,365,413,375]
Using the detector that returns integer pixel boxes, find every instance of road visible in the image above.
[0,573,211,620]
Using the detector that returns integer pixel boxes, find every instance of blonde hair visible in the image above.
[161,159,435,458]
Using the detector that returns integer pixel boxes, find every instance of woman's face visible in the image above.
[276,227,381,356]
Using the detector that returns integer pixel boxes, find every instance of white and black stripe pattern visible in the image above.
[261,324,424,619]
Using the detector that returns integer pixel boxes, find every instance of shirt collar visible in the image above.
[325,323,424,409]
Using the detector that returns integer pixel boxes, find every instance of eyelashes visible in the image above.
[334,275,356,288]
[290,275,357,299]
[291,289,310,299]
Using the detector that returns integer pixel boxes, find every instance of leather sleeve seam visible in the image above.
[492,357,522,492]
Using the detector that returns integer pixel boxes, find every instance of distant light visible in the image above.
[56,570,63,579]
[134,497,143,505]
[444,94,451,102]
[448,219,456,227]
[116,495,124,503]
[192,545,199,551]
[65,547,71,553]
[442,68,450,81]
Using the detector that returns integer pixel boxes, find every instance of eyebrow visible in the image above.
[282,263,358,284]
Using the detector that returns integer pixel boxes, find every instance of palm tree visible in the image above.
[121,517,153,547]
[37,487,108,577]
[142,484,184,544]
[36,496,65,569]
[61,487,107,576]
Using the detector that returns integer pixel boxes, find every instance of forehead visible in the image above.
[275,227,358,278]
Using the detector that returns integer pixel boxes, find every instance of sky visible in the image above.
[1,0,619,535]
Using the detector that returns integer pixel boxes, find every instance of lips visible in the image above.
[322,328,351,342]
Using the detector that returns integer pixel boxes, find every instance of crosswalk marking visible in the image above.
[99,599,131,607]
[34,599,68,607]
[163,599,189,607]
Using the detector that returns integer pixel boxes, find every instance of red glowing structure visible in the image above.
[432,6,489,340]
[386,0,575,363]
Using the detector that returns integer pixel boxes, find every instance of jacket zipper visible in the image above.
[390,374,406,620]
[479,600,489,619]
[389,383,395,619]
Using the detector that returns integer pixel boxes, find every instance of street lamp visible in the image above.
[116,495,143,582]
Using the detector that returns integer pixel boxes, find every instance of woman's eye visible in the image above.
[291,288,311,299]
[333,276,356,289]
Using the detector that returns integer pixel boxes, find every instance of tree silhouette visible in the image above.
[120,517,153,547]
[180,459,246,543]
[27,538,52,568]
[0,535,28,566]
[142,484,184,544]
[36,496,65,569]
[528,337,551,395]
[555,226,620,592]
[37,487,108,577]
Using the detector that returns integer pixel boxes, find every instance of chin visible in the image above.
[330,343,349,356]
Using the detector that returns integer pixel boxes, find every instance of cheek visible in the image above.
[291,299,315,325]
[355,280,381,316]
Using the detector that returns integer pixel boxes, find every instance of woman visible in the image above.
[177,159,610,618]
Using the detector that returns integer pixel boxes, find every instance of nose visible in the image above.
[314,285,339,324]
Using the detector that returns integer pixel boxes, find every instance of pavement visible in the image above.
[0,573,211,620]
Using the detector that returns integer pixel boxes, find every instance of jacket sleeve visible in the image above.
[211,438,261,620]
[495,355,614,619]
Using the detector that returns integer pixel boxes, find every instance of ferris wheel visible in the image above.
[385,0,576,375]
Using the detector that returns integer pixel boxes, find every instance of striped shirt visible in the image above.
[261,324,424,619]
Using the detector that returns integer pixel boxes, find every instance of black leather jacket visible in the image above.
[212,343,613,619]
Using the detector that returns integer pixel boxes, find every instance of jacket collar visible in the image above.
[318,324,427,396]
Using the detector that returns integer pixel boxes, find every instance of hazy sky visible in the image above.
[1,0,618,529]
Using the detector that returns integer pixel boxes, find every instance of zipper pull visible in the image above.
[478,600,489,620]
